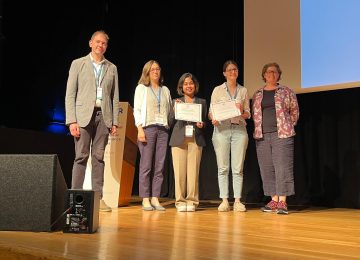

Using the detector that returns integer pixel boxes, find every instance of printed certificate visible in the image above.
[210,100,240,121]
[175,102,202,122]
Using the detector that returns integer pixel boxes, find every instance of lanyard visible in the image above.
[150,86,161,112]
[92,63,103,88]
[225,82,238,100]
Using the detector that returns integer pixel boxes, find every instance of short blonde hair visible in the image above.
[90,30,109,41]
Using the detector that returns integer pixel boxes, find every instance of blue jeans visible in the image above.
[212,124,248,199]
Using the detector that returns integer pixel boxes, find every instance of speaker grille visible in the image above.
[0,154,67,231]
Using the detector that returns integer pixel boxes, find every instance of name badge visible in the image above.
[185,125,194,137]
[155,112,165,125]
[96,87,103,100]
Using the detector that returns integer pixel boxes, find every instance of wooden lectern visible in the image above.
[102,102,138,207]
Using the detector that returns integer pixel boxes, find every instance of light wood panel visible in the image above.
[101,102,138,208]
[0,200,359,260]
[118,160,135,206]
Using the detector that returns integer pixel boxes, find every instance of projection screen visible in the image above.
[244,0,360,97]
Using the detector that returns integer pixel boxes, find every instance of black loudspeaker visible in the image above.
[0,154,68,232]
[63,189,100,233]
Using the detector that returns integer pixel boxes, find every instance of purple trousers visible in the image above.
[137,125,169,198]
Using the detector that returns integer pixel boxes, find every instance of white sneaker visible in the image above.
[233,201,246,212]
[187,205,195,212]
[218,201,230,212]
[177,205,187,212]
[99,199,112,212]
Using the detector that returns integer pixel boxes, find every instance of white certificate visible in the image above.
[210,100,241,121]
[175,102,202,122]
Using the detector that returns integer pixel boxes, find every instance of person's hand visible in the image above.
[69,123,80,137]
[110,125,118,135]
[236,102,244,114]
[196,122,204,128]
[209,112,219,126]
[173,98,183,110]
[137,126,146,143]
[212,119,219,126]
[241,112,249,120]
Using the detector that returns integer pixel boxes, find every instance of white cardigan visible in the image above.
[133,84,172,128]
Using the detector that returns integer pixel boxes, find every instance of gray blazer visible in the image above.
[65,54,119,128]
[169,97,207,147]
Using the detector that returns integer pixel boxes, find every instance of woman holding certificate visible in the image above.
[133,60,173,211]
[209,60,250,212]
[169,73,207,212]
[252,62,299,214]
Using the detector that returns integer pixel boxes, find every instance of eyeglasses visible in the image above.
[150,67,161,72]
[226,68,238,73]
[266,70,279,74]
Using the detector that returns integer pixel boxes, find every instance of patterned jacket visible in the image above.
[252,84,299,139]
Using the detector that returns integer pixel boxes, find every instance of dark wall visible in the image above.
[0,128,74,187]
[294,87,360,208]
[0,0,243,130]
[0,0,3,99]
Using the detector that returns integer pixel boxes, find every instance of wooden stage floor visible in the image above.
[0,199,359,260]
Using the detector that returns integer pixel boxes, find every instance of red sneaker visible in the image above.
[261,200,278,212]
[276,201,288,214]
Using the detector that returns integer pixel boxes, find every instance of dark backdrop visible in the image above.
[0,1,359,208]
[0,0,243,130]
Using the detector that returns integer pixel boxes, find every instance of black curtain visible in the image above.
[294,87,360,208]
[133,87,360,209]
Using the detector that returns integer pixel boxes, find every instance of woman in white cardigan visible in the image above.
[133,60,173,211]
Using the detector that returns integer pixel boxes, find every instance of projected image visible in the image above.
[301,0,360,88]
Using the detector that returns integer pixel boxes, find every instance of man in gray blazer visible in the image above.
[65,30,119,212]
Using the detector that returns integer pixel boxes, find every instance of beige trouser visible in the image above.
[171,136,203,208]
